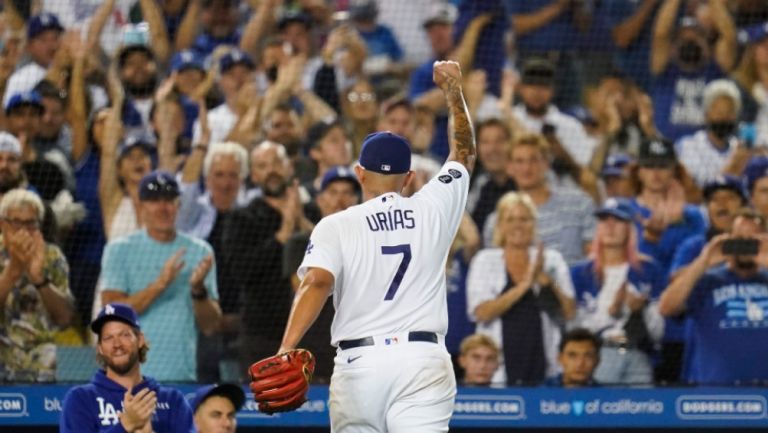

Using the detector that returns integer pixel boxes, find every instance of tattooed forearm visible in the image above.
[446,85,476,173]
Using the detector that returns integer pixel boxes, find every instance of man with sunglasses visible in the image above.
[101,171,221,382]
[0,188,73,382]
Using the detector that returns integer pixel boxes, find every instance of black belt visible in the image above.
[338,331,438,350]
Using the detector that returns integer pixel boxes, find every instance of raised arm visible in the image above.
[239,0,276,58]
[450,13,493,75]
[69,36,89,163]
[433,61,476,173]
[650,0,681,75]
[175,0,202,51]
[139,0,172,63]
[99,66,125,236]
[86,0,116,52]
[708,0,737,72]
[510,0,570,37]
[612,0,659,49]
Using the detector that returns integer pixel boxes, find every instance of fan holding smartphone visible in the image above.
[658,208,768,385]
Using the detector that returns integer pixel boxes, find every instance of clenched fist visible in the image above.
[432,61,462,92]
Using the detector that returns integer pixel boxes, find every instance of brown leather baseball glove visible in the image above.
[248,349,315,415]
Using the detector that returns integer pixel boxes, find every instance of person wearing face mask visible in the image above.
[650,0,737,141]
[676,79,748,188]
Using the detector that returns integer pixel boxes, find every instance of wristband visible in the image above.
[191,287,208,300]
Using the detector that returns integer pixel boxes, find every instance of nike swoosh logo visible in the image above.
[347,355,362,364]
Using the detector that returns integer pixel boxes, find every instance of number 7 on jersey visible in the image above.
[381,244,411,300]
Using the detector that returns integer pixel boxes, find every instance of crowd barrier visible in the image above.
[1,385,767,428]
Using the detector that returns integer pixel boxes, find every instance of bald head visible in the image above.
[250,141,292,188]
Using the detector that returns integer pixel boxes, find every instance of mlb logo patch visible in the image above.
[384,337,399,345]
[381,164,391,172]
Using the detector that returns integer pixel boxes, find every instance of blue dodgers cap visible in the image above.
[27,13,64,39]
[5,91,44,114]
[743,156,768,193]
[321,165,360,192]
[171,49,205,72]
[703,175,748,203]
[190,383,246,413]
[91,303,140,334]
[139,170,180,201]
[595,197,635,222]
[601,154,633,177]
[219,49,255,73]
[358,132,411,174]
[738,22,768,45]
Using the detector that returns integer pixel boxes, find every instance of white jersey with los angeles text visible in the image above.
[298,161,470,345]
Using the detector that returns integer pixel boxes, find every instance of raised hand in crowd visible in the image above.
[189,254,214,294]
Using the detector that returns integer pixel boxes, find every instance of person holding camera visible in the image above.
[659,207,768,385]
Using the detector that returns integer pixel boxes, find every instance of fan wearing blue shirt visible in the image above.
[649,0,736,141]
[660,208,768,385]
[60,303,194,433]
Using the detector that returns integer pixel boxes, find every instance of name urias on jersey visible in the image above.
[366,209,415,231]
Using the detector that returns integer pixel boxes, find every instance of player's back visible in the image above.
[301,162,469,345]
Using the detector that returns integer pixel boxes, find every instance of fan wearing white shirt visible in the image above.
[676,79,745,188]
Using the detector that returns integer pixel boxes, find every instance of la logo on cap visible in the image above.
[649,140,666,155]
[105,304,115,315]
[605,198,618,209]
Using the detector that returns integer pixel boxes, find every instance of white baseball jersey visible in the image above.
[298,161,470,345]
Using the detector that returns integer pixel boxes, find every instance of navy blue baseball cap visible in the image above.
[743,156,768,193]
[601,154,633,177]
[91,303,141,334]
[277,11,313,31]
[358,132,411,174]
[703,175,748,203]
[171,50,205,73]
[321,165,360,192]
[219,49,254,73]
[190,383,246,414]
[738,22,768,45]
[27,13,64,39]
[139,170,180,201]
[118,133,155,161]
[5,91,44,114]
[595,198,635,222]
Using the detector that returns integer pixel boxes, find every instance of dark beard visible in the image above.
[262,173,289,198]
[124,76,158,98]
[0,171,23,193]
[105,350,140,375]
[524,103,548,117]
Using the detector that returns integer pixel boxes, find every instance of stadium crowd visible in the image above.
[1,0,768,389]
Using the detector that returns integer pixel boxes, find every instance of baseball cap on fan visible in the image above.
[638,137,676,167]
[423,2,458,29]
[358,132,411,174]
[190,383,246,414]
[91,303,141,334]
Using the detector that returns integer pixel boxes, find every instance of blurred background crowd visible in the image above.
[2,0,768,389]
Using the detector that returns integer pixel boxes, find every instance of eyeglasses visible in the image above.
[3,218,40,230]
[347,91,376,103]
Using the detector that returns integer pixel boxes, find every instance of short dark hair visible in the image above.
[380,96,413,117]
[475,118,511,141]
[559,328,601,353]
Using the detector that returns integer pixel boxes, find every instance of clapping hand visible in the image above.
[120,388,157,433]
[157,248,186,289]
[189,254,213,293]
